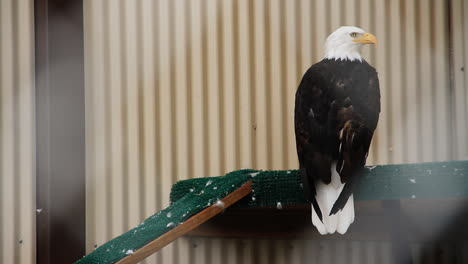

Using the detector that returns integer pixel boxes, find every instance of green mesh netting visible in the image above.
[170,169,306,208]
[172,160,468,205]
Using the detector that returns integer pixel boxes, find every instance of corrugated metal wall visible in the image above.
[452,0,468,160]
[83,0,467,263]
[0,0,36,263]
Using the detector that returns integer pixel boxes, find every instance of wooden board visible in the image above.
[116,180,253,264]
[187,197,468,243]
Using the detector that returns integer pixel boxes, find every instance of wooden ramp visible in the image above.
[116,181,253,264]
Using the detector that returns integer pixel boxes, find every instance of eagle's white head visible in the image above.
[324,26,377,62]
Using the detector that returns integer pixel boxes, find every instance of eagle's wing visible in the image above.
[330,67,381,215]
[294,65,332,221]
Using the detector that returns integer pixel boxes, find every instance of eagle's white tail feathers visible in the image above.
[311,204,327,234]
[337,194,355,234]
[311,181,338,234]
[310,162,355,235]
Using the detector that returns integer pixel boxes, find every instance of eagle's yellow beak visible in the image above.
[353,32,377,44]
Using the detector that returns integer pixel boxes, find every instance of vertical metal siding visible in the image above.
[0,0,35,263]
[83,0,467,263]
[452,0,468,160]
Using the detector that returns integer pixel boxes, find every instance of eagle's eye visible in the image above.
[350,32,358,38]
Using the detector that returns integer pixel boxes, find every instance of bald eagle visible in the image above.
[295,26,380,234]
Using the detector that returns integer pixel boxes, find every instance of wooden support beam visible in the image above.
[116,180,253,264]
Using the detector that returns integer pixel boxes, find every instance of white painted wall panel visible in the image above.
[0,0,35,263]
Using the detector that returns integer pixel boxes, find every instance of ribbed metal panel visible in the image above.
[83,0,466,263]
[0,0,36,263]
[451,0,468,160]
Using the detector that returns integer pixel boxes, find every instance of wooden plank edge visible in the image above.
[116,180,253,264]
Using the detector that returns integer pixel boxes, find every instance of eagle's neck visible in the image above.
[324,42,363,62]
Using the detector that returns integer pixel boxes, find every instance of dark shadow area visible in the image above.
[188,198,468,263]
[35,0,85,263]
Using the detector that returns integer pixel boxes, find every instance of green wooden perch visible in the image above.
[75,160,468,264]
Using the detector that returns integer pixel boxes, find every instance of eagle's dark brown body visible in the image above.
[294,58,380,220]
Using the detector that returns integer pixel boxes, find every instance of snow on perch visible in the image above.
[214,200,225,209]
